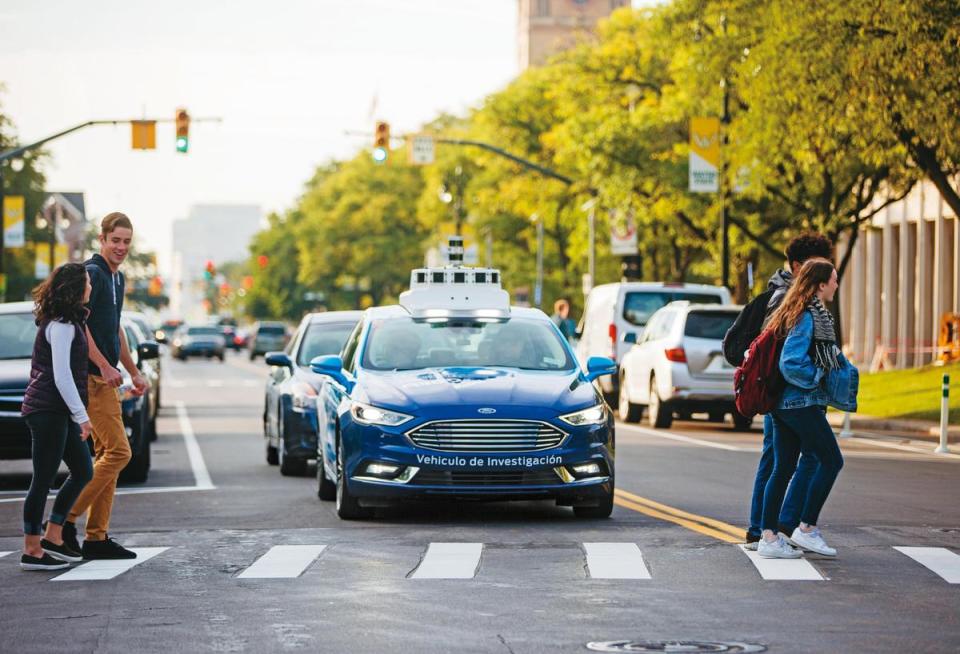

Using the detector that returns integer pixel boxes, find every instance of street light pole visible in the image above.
[532,213,544,309]
[720,13,731,291]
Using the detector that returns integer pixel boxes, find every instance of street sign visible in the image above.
[609,209,638,256]
[3,196,25,248]
[409,134,435,165]
[689,116,720,193]
[131,120,157,150]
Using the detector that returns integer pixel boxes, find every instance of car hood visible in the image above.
[0,358,31,391]
[358,366,598,414]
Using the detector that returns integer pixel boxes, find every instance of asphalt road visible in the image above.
[0,351,957,654]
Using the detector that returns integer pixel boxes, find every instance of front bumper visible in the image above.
[0,417,31,459]
[340,414,614,503]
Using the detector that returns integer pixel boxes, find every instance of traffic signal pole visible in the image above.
[0,115,221,301]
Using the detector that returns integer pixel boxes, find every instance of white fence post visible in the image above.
[936,373,950,454]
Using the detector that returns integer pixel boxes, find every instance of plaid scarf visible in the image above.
[808,296,839,371]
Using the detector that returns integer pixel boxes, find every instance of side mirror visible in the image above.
[265,351,293,368]
[310,355,354,393]
[585,356,617,383]
[137,341,159,361]
[622,332,637,344]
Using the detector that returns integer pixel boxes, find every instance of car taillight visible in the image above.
[665,347,687,363]
[608,323,617,357]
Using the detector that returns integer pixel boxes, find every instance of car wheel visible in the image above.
[218,354,225,362]
[278,411,308,477]
[618,375,642,423]
[708,411,726,423]
[249,352,257,361]
[732,411,754,431]
[573,482,614,519]
[336,438,371,519]
[317,457,336,501]
[120,405,150,483]
[265,405,279,465]
[648,376,672,429]
[148,409,158,442]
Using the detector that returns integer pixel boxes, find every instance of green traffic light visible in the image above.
[372,146,388,164]
[176,136,189,153]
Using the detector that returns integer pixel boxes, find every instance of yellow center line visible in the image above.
[614,489,745,543]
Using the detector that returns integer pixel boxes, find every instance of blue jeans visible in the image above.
[747,413,819,538]
[762,406,844,531]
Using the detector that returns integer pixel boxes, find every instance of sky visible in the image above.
[1,1,650,274]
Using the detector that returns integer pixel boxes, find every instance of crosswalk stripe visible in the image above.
[51,547,169,581]
[584,542,651,579]
[0,551,12,559]
[894,547,960,583]
[237,545,327,579]
[410,542,483,579]
[738,545,824,581]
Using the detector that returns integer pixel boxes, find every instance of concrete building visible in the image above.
[170,204,261,321]
[839,180,958,370]
[518,0,629,70]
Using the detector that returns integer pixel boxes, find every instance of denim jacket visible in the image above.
[778,311,859,412]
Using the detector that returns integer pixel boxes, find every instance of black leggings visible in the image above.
[23,412,93,536]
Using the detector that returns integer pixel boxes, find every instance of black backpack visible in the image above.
[722,288,776,366]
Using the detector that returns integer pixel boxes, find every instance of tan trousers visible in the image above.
[67,375,131,540]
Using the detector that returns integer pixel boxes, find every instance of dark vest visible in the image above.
[21,319,89,418]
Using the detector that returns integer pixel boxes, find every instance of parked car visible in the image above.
[118,317,160,481]
[263,311,363,476]
[617,302,751,430]
[124,310,163,412]
[249,321,288,360]
[575,281,733,396]
[171,324,226,361]
[0,302,38,460]
[157,319,183,346]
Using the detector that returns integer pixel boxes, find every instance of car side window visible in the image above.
[340,322,363,374]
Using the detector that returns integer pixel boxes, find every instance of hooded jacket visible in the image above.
[84,253,125,376]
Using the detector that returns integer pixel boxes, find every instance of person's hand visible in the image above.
[131,373,147,397]
[79,421,92,441]
[101,366,123,388]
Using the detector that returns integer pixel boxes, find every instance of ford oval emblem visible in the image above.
[477,408,497,415]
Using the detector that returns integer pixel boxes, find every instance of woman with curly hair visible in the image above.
[19,263,94,571]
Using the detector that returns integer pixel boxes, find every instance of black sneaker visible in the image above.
[41,538,83,563]
[61,521,81,554]
[20,552,71,571]
[81,536,137,560]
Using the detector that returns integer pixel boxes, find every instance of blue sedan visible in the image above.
[312,305,617,519]
[263,311,362,476]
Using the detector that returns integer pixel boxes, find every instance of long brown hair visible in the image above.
[766,258,835,337]
[32,263,88,325]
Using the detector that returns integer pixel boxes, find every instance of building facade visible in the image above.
[839,180,959,370]
[518,0,630,70]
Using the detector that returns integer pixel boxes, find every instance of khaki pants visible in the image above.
[67,375,131,540]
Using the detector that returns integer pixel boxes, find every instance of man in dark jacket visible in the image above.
[744,232,834,548]
[62,212,147,560]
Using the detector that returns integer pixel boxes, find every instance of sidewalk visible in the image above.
[826,411,960,444]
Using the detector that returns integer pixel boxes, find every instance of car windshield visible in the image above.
[0,312,38,359]
[258,325,285,335]
[362,317,575,371]
[623,291,722,326]
[297,322,356,366]
[187,326,221,336]
[684,311,738,339]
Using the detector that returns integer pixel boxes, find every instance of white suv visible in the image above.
[618,302,751,430]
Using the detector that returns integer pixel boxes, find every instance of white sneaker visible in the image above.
[757,536,802,559]
[743,541,759,551]
[790,527,837,557]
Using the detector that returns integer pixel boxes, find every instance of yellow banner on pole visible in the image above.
[3,195,25,248]
[34,243,69,279]
[689,117,720,193]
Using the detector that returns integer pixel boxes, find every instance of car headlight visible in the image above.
[291,382,318,411]
[350,401,413,427]
[559,404,607,426]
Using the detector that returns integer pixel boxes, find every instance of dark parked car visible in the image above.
[118,317,160,482]
[124,310,163,413]
[0,302,38,460]
[249,321,288,360]
[263,311,362,476]
[171,324,226,361]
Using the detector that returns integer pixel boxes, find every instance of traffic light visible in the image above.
[175,108,190,153]
[373,121,390,163]
[203,259,215,281]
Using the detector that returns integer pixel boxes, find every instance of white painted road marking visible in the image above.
[51,547,169,581]
[894,547,960,583]
[176,401,215,490]
[618,423,755,452]
[738,545,824,581]
[411,543,483,579]
[0,551,12,559]
[206,379,224,387]
[584,542,651,579]
[237,545,327,579]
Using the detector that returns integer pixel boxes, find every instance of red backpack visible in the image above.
[734,328,786,418]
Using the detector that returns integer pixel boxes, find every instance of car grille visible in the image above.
[0,390,25,419]
[411,469,563,487]
[406,420,566,452]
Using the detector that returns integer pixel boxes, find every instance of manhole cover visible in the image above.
[586,641,767,653]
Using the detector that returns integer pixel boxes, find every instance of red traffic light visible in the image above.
[257,254,269,269]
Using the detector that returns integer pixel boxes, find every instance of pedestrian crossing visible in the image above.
[2,542,957,584]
